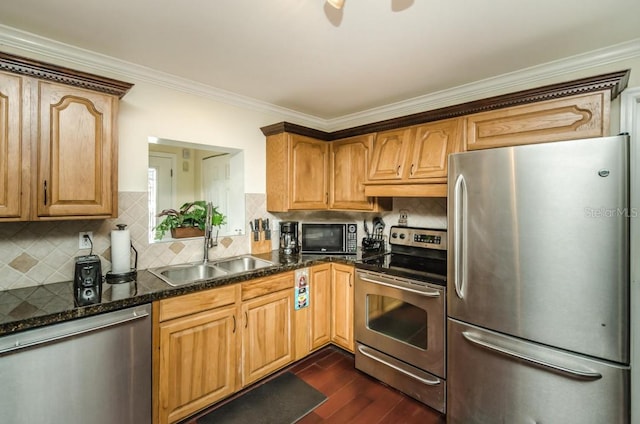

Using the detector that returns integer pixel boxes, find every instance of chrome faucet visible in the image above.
[203,201,214,263]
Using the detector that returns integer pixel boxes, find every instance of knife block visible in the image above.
[251,231,272,255]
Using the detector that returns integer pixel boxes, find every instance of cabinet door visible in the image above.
[36,81,117,218]
[158,305,238,424]
[242,289,294,386]
[330,135,375,210]
[0,72,28,220]
[406,118,463,181]
[290,134,328,209]
[331,263,355,352]
[466,91,609,150]
[368,128,412,181]
[310,264,332,350]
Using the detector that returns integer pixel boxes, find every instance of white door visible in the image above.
[149,153,176,240]
[202,154,230,235]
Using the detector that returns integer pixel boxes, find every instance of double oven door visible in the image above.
[354,269,446,412]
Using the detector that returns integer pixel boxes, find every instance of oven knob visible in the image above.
[391,232,398,239]
[399,233,406,239]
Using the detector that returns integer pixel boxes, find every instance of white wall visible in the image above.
[2,40,639,199]
[117,81,291,194]
[114,56,640,196]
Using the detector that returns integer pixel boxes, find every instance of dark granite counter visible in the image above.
[0,251,363,336]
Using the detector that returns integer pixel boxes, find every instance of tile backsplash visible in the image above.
[0,193,446,291]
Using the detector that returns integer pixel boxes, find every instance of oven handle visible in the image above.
[357,344,442,386]
[453,173,467,299]
[358,275,441,298]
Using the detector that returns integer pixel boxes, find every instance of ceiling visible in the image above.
[1,0,640,121]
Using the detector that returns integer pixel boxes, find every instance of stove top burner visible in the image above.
[358,252,447,285]
[357,226,447,285]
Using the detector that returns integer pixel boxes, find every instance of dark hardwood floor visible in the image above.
[291,346,445,424]
[185,345,446,424]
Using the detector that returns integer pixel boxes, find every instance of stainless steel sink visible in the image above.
[148,255,276,286]
[149,263,228,286]
[214,255,275,274]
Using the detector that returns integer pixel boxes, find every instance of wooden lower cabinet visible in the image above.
[310,264,332,350]
[153,266,354,423]
[331,263,355,352]
[157,306,239,424]
[155,296,240,424]
[241,288,294,386]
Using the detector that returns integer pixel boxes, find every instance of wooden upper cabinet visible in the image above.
[36,81,117,218]
[407,118,464,181]
[0,52,132,221]
[330,134,376,210]
[267,132,389,211]
[290,135,329,209]
[266,133,328,211]
[368,118,463,183]
[0,71,29,220]
[368,128,412,181]
[465,91,610,150]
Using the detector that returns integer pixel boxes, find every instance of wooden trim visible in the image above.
[241,271,294,301]
[151,301,161,424]
[364,183,448,198]
[260,121,331,140]
[260,70,630,140]
[0,51,133,98]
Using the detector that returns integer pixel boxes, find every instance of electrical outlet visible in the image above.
[398,209,409,226]
[78,231,93,249]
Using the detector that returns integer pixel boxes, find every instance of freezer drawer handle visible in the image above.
[461,331,603,381]
[358,275,441,297]
[358,344,442,386]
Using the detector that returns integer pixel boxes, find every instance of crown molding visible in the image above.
[1,24,638,132]
[328,38,640,130]
[0,24,327,129]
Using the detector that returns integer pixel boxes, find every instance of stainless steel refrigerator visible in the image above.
[447,135,631,424]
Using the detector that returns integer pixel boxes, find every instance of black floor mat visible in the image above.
[195,372,327,424]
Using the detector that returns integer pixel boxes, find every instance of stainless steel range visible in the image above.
[355,226,447,414]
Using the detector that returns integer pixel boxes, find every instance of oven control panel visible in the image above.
[389,226,447,250]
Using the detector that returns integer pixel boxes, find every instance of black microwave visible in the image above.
[300,223,358,255]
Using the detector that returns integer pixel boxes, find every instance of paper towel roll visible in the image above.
[111,225,131,274]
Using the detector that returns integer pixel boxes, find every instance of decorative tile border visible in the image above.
[0,193,446,291]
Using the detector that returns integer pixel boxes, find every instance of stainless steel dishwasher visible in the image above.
[0,304,152,424]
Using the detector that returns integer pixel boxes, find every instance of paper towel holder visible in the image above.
[106,224,138,284]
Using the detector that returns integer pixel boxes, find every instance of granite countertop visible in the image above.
[0,251,365,336]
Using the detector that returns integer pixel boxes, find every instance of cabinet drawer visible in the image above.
[158,284,238,322]
[241,272,294,301]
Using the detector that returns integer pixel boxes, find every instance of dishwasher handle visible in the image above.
[0,305,150,355]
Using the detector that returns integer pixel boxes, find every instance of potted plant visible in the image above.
[154,200,226,240]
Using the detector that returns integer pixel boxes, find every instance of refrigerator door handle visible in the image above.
[461,330,603,381]
[453,173,467,298]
